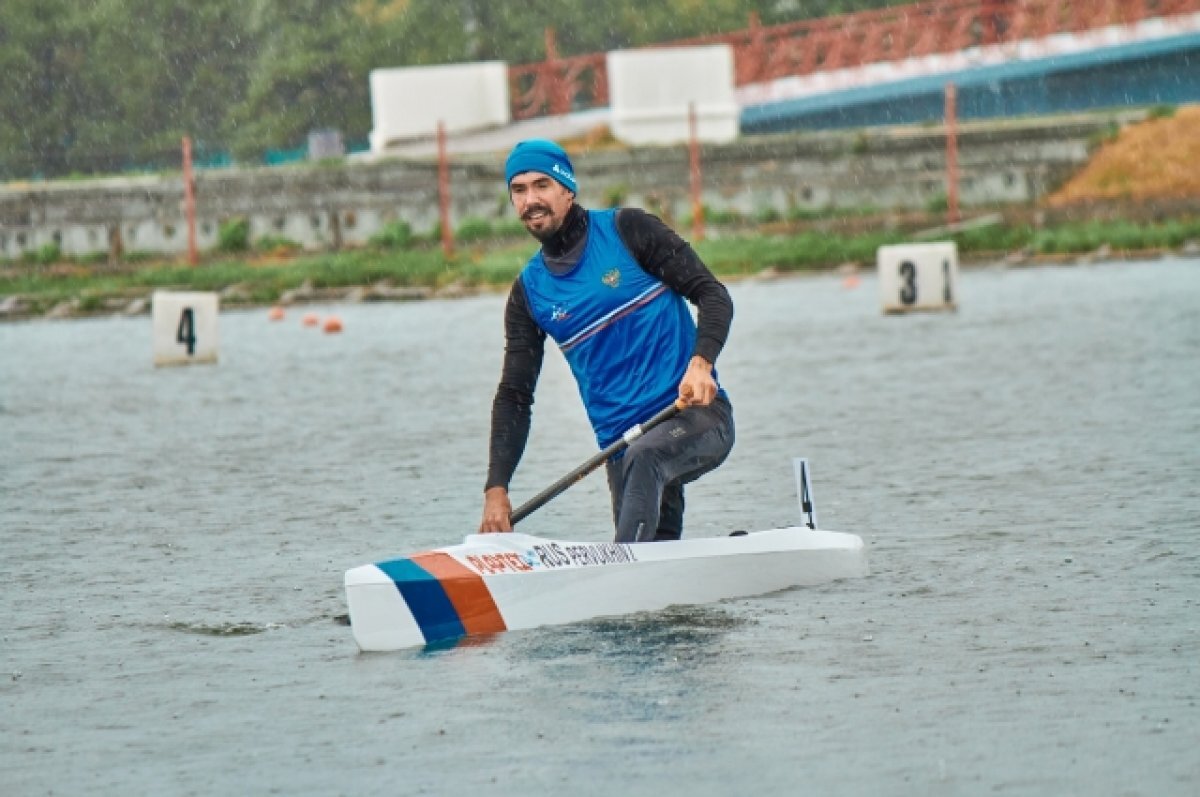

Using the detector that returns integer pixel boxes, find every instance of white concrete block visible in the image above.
[369,61,510,150]
[608,45,739,145]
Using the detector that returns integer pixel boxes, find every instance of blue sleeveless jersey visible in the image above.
[520,209,720,448]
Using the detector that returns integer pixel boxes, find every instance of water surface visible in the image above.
[2,259,1198,795]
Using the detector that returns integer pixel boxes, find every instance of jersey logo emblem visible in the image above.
[602,268,621,288]
[551,304,570,322]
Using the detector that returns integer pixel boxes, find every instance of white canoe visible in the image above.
[345,526,868,652]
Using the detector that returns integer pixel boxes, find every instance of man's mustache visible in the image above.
[521,204,551,221]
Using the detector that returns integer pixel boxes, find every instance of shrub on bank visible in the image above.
[455,217,494,243]
[369,220,414,250]
[21,243,62,266]
[218,218,250,252]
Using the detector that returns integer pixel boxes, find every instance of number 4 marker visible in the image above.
[177,307,197,355]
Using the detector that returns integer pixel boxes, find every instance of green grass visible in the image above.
[694,229,905,273]
[1027,219,1200,254]
[3,217,1198,316]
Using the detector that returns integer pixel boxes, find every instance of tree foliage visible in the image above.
[0,0,911,179]
[0,0,93,177]
[86,0,258,165]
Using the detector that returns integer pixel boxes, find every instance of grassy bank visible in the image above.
[2,215,1199,319]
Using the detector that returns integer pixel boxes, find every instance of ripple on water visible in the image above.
[162,621,288,637]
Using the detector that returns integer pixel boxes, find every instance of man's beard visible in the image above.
[523,205,562,242]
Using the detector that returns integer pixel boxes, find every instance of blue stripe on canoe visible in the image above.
[375,558,466,643]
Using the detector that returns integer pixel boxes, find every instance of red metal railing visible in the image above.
[508,0,1200,119]
[509,28,609,120]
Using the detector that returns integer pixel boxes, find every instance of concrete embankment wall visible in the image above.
[0,115,1116,261]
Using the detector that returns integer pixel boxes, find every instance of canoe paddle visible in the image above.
[509,398,687,525]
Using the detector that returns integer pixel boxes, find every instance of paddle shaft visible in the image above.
[509,400,685,525]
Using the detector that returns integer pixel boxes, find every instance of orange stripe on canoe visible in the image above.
[411,552,507,636]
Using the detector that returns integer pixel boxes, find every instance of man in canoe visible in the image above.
[479,139,735,543]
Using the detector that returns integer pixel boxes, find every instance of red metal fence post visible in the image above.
[945,83,960,225]
[182,136,198,265]
[980,0,1000,45]
[743,12,765,84]
[688,102,705,242]
[437,121,454,258]
[544,27,570,116]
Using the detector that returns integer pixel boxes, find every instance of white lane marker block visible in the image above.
[152,291,219,366]
[877,241,959,314]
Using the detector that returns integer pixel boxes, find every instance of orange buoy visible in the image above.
[323,316,343,334]
[267,306,285,321]
[841,274,861,289]
[301,312,320,327]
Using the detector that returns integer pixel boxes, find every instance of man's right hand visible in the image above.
[479,486,514,533]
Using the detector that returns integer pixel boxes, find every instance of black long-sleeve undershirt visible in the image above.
[485,203,733,491]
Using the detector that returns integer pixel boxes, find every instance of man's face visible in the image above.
[509,172,574,242]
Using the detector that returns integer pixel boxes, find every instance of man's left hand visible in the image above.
[678,355,717,406]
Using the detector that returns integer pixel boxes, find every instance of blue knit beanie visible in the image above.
[504,139,577,194]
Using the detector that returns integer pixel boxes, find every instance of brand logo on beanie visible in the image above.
[552,163,575,183]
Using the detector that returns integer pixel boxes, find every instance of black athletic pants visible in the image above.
[605,395,734,543]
